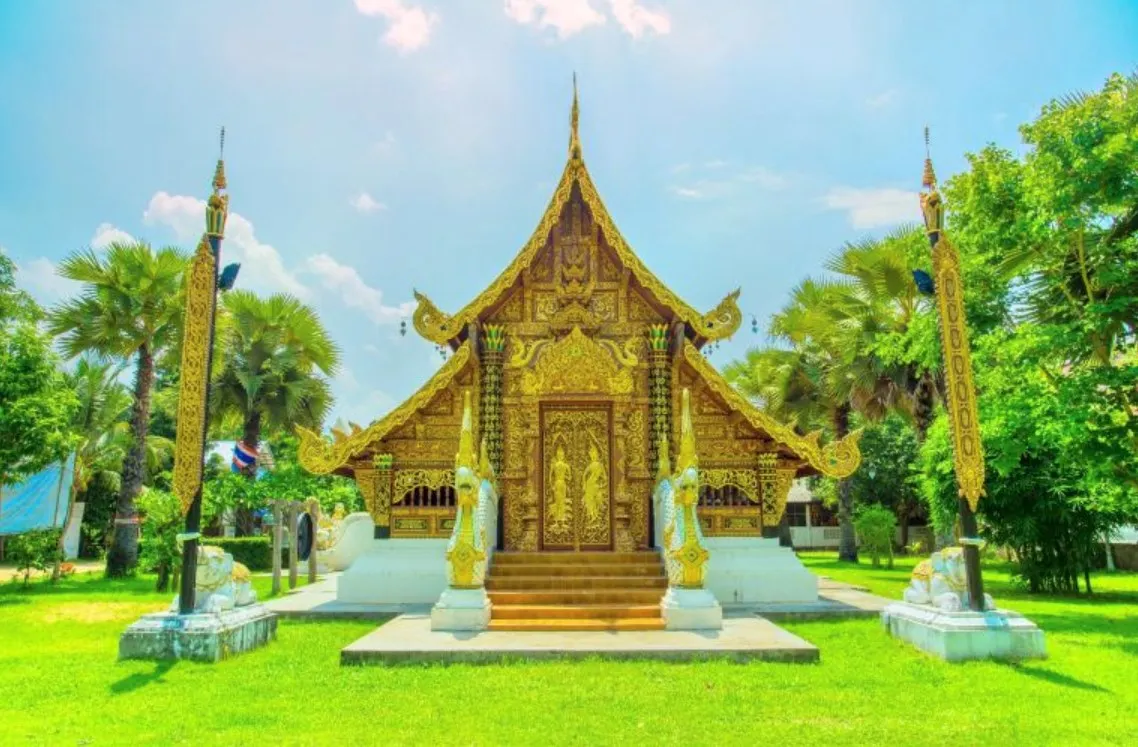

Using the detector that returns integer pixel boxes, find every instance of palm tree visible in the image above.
[48,242,188,577]
[211,291,339,531]
[52,358,131,579]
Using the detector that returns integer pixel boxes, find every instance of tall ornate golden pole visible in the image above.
[919,128,987,611]
[174,129,229,615]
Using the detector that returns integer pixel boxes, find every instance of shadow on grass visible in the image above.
[0,593,32,607]
[1004,663,1112,693]
[0,574,166,600]
[110,660,177,695]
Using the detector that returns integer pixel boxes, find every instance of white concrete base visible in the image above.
[882,601,1047,661]
[336,538,448,605]
[119,604,277,662]
[704,537,818,604]
[661,587,723,630]
[430,587,491,631]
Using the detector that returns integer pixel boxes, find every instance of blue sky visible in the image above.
[1,1,1135,429]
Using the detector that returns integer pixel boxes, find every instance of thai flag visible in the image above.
[231,441,258,472]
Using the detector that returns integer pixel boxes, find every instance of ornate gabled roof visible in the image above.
[680,340,863,479]
[296,341,474,475]
[412,81,743,346]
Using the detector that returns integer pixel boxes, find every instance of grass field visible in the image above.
[1,555,1135,746]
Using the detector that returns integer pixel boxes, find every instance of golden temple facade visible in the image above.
[298,83,861,550]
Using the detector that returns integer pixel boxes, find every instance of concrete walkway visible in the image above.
[341,612,819,664]
[265,574,893,622]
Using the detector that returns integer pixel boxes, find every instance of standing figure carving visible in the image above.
[549,445,571,524]
[582,443,607,526]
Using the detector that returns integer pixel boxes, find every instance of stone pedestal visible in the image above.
[119,604,277,662]
[430,587,491,632]
[661,587,723,631]
[337,538,448,605]
[704,537,818,604]
[882,601,1046,661]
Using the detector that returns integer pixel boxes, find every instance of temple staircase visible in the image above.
[486,551,667,631]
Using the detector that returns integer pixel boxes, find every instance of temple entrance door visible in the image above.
[540,403,613,551]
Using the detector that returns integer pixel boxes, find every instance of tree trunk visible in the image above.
[234,411,262,536]
[106,343,154,578]
[834,404,858,563]
[913,372,936,444]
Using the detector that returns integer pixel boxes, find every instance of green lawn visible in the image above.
[1,557,1136,746]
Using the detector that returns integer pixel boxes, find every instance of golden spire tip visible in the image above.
[921,125,936,191]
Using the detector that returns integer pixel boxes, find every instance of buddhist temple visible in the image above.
[297,80,861,626]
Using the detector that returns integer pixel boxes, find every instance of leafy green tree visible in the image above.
[136,487,183,592]
[210,291,339,532]
[0,255,77,490]
[846,415,923,547]
[48,242,188,577]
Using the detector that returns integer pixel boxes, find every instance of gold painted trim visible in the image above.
[681,341,862,478]
[296,341,474,475]
[412,155,742,345]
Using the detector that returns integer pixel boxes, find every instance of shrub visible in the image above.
[7,530,63,586]
[137,488,183,592]
[854,504,897,568]
[200,536,286,572]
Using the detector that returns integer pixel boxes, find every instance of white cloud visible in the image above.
[354,0,438,53]
[504,0,605,37]
[670,164,787,201]
[90,223,136,249]
[350,192,387,213]
[372,131,397,156]
[608,0,670,37]
[328,365,397,426]
[865,89,898,109]
[12,256,78,306]
[823,186,920,229]
[143,191,310,298]
[306,253,413,325]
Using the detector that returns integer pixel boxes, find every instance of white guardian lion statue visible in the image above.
[171,545,258,614]
[903,546,994,612]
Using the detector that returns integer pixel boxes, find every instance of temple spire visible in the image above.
[921,126,937,191]
[569,73,581,160]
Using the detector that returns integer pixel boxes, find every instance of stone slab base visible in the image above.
[119,604,277,662]
[431,587,491,631]
[342,613,817,664]
[661,587,723,630]
[337,538,448,605]
[882,601,1047,661]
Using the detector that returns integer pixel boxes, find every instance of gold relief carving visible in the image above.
[407,154,742,346]
[931,233,986,511]
[172,237,218,514]
[534,294,559,322]
[589,293,617,322]
[628,290,663,322]
[702,468,760,503]
[541,407,612,549]
[514,327,635,396]
[297,341,473,475]
[423,390,453,416]
[354,468,379,520]
[625,408,647,474]
[393,469,455,502]
[491,289,524,323]
[681,341,862,479]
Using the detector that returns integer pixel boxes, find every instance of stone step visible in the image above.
[487,618,666,632]
[488,589,665,605]
[491,562,664,578]
[491,604,662,620]
[487,575,667,591]
[492,551,660,565]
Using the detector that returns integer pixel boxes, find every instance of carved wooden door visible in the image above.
[540,404,613,551]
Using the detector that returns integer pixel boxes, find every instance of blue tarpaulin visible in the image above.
[0,454,76,536]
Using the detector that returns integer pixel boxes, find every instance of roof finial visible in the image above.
[569,73,581,160]
[922,125,937,191]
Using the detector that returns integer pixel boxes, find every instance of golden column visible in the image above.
[173,129,233,615]
[920,128,988,611]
